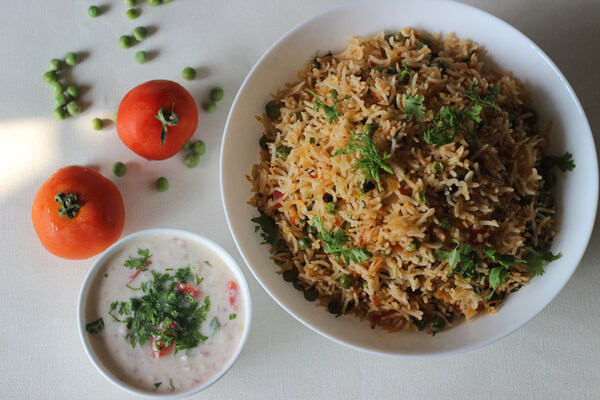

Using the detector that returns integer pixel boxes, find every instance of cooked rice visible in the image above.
[248,28,558,332]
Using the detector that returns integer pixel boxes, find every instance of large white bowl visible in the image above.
[220,0,597,356]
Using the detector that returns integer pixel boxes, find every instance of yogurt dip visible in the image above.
[81,231,248,395]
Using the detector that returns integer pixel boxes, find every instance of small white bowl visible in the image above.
[220,0,597,356]
[77,228,252,398]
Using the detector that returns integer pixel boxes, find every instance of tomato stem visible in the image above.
[55,191,80,219]
[155,104,179,146]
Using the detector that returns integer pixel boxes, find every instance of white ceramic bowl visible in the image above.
[220,0,597,356]
[77,228,252,398]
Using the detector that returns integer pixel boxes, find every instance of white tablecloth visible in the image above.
[1,0,599,399]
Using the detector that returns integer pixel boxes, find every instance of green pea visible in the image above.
[276,145,291,160]
[91,118,103,131]
[125,8,139,19]
[44,71,57,84]
[202,100,216,113]
[326,89,338,100]
[292,280,304,291]
[298,237,311,250]
[259,135,270,150]
[112,162,127,177]
[339,274,353,288]
[439,216,453,230]
[134,51,148,64]
[431,161,444,175]
[415,188,429,205]
[428,316,445,334]
[309,137,316,144]
[51,82,63,94]
[53,107,67,121]
[54,94,68,108]
[181,141,192,152]
[125,0,136,6]
[282,269,298,282]
[156,177,169,192]
[303,289,319,302]
[66,101,81,116]
[133,26,148,41]
[407,240,420,252]
[327,300,342,315]
[394,32,406,42]
[147,0,161,6]
[306,224,318,237]
[185,153,200,168]
[265,100,280,119]
[88,5,100,17]
[325,202,338,215]
[181,67,196,80]
[119,35,134,49]
[362,123,378,136]
[66,85,80,98]
[210,87,224,102]
[64,52,78,66]
[192,140,206,155]
[49,59,61,71]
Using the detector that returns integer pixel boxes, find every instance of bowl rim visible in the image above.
[77,228,252,398]
[219,0,598,357]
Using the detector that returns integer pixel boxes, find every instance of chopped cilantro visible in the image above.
[204,260,213,267]
[334,130,393,191]
[154,382,162,389]
[541,152,576,172]
[85,317,104,335]
[124,248,152,271]
[483,248,524,299]
[229,313,237,320]
[174,265,194,283]
[209,317,220,337]
[435,240,480,282]
[305,89,350,124]
[524,245,562,276]
[400,63,425,120]
[251,213,282,252]
[169,379,175,390]
[463,82,501,111]
[312,212,371,264]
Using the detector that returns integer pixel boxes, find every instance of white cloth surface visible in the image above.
[1,0,599,399]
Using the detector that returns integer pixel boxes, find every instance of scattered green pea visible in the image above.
[192,140,206,155]
[88,5,100,17]
[309,137,316,144]
[134,51,148,64]
[112,162,127,177]
[428,316,445,334]
[181,141,192,152]
[147,0,161,6]
[362,123,378,136]
[125,0,137,6]
[306,224,319,237]
[54,94,68,108]
[298,237,311,250]
[339,274,353,288]
[49,59,61,71]
[431,161,444,175]
[276,145,291,160]
[265,100,280,119]
[91,118,103,131]
[303,289,319,302]
[119,35,134,49]
[325,202,338,215]
[259,135,270,150]
[407,240,420,252]
[282,269,298,282]
[51,81,63,94]
[202,100,216,113]
[181,67,196,80]
[64,52,78,66]
[415,188,429,205]
[326,89,338,100]
[210,87,224,102]
[66,101,81,116]
[133,26,148,41]
[66,85,80,98]
[439,216,453,230]
[327,300,342,315]
[156,177,169,192]
[125,8,140,19]
[53,107,67,121]
[44,71,57,84]
[185,153,200,168]
[394,32,406,42]
[292,280,304,291]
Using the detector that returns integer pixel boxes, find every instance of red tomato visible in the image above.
[116,80,198,160]
[176,282,200,298]
[227,281,238,310]
[31,166,125,260]
[150,337,174,358]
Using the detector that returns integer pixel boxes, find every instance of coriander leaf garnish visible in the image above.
[169,379,175,391]
[435,240,481,282]
[174,265,194,283]
[463,82,501,111]
[400,63,426,120]
[251,213,282,252]
[108,270,210,354]
[229,313,237,320]
[85,317,105,335]
[204,260,213,267]
[482,248,524,299]
[483,248,524,270]
[313,212,372,264]
[124,248,152,271]
[334,129,393,191]
[154,382,162,389]
[487,267,511,299]
[209,317,220,337]
[524,245,562,276]
[305,89,350,124]
[541,152,576,172]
